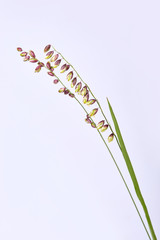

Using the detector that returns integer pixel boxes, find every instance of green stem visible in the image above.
[140,197,157,240]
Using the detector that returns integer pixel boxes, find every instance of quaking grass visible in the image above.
[17,45,157,240]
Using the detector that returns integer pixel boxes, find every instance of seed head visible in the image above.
[20,52,27,57]
[23,55,30,61]
[91,122,96,128]
[35,65,41,72]
[65,65,70,71]
[29,50,36,58]
[83,93,89,104]
[85,117,92,124]
[48,71,54,76]
[69,93,75,98]
[81,86,88,96]
[50,54,59,62]
[86,99,96,105]
[44,44,51,53]
[54,59,61,68]
[75,82,82,93]
[45,51,54,59]
[96,120,104,129]
[108,133,114,142]
[29,58,38,63]
[46,61,51,70]
[53,79,59,84]
[71,77,77,88]
[66,71,73,81]
[64,89,70,95]
[58,87,65,93]
[100,124,108,132]
[17,47,22,52]
[38,62,44,67]
[89,108,98,117]
[60,64,67,73]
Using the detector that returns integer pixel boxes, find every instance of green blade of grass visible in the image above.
[107,98,157,240]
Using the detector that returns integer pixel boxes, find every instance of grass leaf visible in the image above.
[107,98,157,240]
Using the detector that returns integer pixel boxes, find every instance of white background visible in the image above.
[0,0,160,239]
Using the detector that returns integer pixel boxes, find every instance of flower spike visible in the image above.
[29,58,38,63]
[29,50,36,58]
[65,65,70,71]
[23,55,30,61]
[89,108,98,117]
[48,72,54,76]
[96,120,104,129]
[20,52,27,57]
[17,47,22,52]
[58,87,65,93]
[64,89,70,95]
[81,86,88,96]
[35,65,41,72]
[50,54,59,62]
[69,93,75,98]
[85,117,92,124]
[101,124,108,132]
[60,64,67,73]
[71,77,77,88]
[75,82,82,93]
[83,93,89,104]
[44,44,51,53]
[91,122,96,128]
[53,79,59,84]
[66,71,73,81]
[46,61,52,70]
[38,62,44,67]
[54,59,61,68]
[108,133,114,142]
[45,51,54,59]
[86,99,96,105]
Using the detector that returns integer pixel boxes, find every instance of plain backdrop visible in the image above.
[0,0,160,239]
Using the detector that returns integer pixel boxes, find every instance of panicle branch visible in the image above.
[17,44,115,143]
